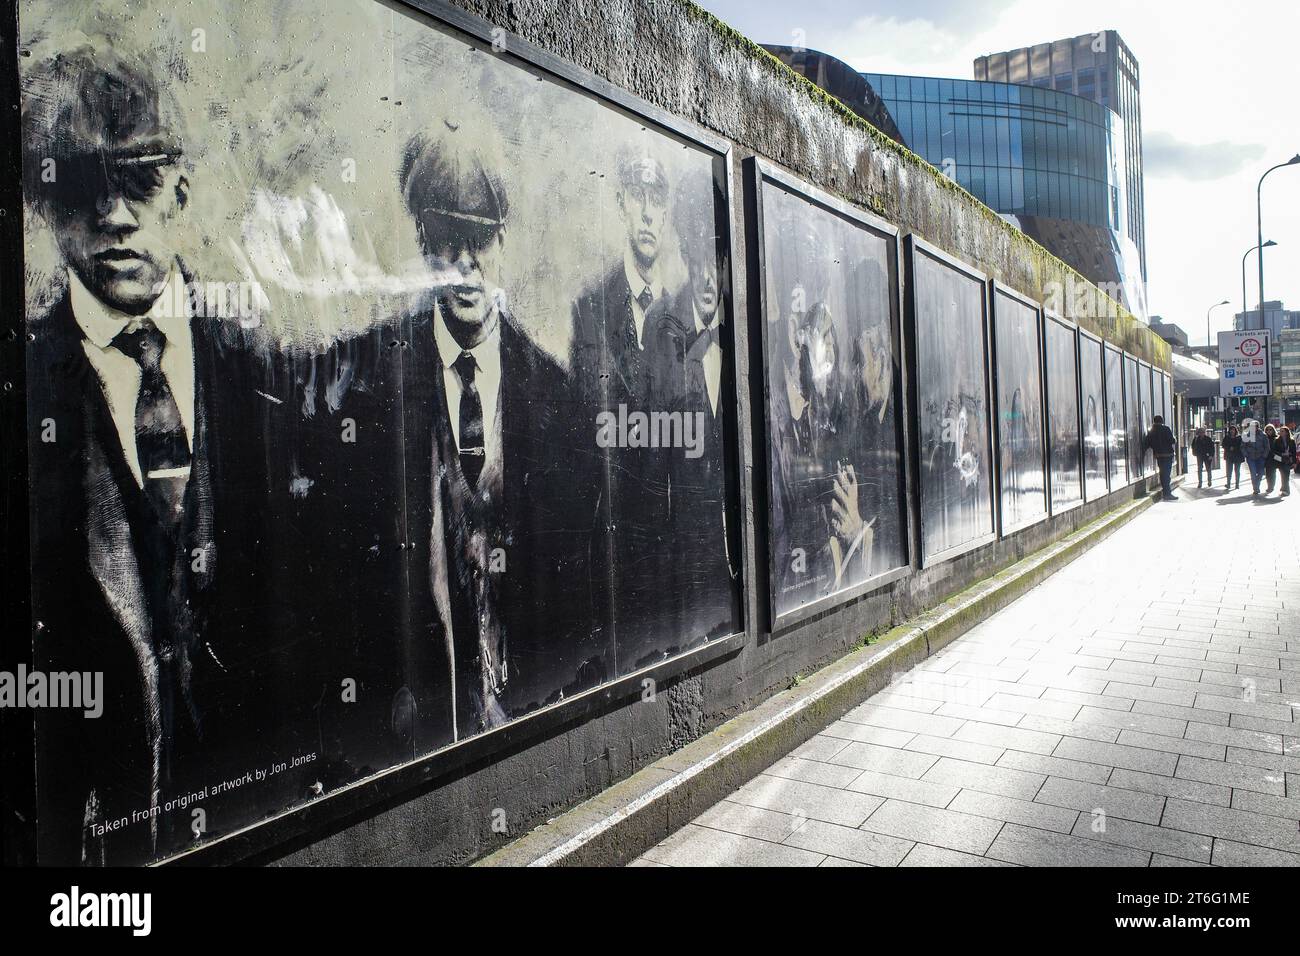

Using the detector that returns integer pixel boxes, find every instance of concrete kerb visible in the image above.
[477,479,1176,867]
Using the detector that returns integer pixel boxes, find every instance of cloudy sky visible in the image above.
[697,0,1300,345]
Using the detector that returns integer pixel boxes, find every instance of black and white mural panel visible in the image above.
[992,288,1047,534]
[909,241,995,566]
[16,0,741,865]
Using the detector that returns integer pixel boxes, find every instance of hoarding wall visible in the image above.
[1,0,1170,866]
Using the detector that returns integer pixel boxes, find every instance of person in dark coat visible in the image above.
[571,149,671,409]
[21,44,302,865]
[1266,425,1295,497]
[1221,425,1244,490]
[569,149,677,674]
[292,121,602,784]
[644,167,743,651]
[1143,415,1178,501]
[1242,419,1271,496]
[1190,428,1215,488]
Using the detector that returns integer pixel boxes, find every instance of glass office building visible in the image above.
[1281,329,1300,423]
[862,70,1146,319]
[863,73,1122,232]
[975,32,1146,283]
[764,45,1147,319]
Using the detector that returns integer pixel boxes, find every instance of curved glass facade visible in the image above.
[975,31,1147,285]
[863,72,1146,320]
[863,73,1122,234]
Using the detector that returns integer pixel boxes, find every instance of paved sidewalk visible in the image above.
[633,484,1300,867]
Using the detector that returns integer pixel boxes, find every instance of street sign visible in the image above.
[1217,329,1271,398]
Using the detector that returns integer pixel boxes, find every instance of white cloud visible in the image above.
[1144,131,1265,182]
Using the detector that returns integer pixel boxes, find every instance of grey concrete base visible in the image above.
[478,480,1180,867]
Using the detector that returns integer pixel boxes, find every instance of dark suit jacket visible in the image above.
[292,308,602,783]
[571,262,651,411]
[644,290,743,648]
[27,292,302,866]
[570,264,679,672]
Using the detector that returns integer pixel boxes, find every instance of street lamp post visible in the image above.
[1206,299,1230,351]
[1253,158,1294,426]
[1241,240,1278,329]
[1257,155,1299,318]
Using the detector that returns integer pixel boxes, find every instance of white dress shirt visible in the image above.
[434,304,502,479]
[693,302,723,418]
[623,248,664,350]
[69,268,195,489]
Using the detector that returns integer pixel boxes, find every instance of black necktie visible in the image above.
[636,285,653,314]
[694,322,720,353]
[113,322,191,520]
[453,350,485,489]
[113,321,193,791]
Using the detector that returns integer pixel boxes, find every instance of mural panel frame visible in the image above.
[0,3,34,867]
[904,235,998,570]
[1103,342,1129,490]
[1124,352,1144,482]
[746,157,914,633]
[1044,311,1084,516]
[1138,359,1155,479]
[989,281,1049,537]
[1078,327,1110,503]
[7,0,754,867]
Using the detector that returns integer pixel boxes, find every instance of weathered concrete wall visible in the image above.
[263,0,1169,866]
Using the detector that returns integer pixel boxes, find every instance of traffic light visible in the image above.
[1239,398,1249,407]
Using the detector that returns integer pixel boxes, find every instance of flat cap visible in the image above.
[23,43,185,168]
[616,146,669,194]
[400,120,509,236]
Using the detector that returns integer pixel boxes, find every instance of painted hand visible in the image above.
[830,463,864,546]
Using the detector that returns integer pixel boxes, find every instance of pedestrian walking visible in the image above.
[1242,419,1270,496]
[1262,424,1278,494]
[1191,427,1215,488]
[1144,415,1178,501]
[1221,425,1244,490]
[1267,426,1296,497]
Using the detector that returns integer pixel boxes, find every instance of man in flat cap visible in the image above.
[298,120,600,770]
[571,148,671,401]
[21,43,298,865]
[568,148,681,672]
[644,168,743,652]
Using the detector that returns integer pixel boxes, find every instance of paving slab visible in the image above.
[986,823,1150,867]
[784,819,914,867]
[858,800,1005,856]
[1034,776,1166,825]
